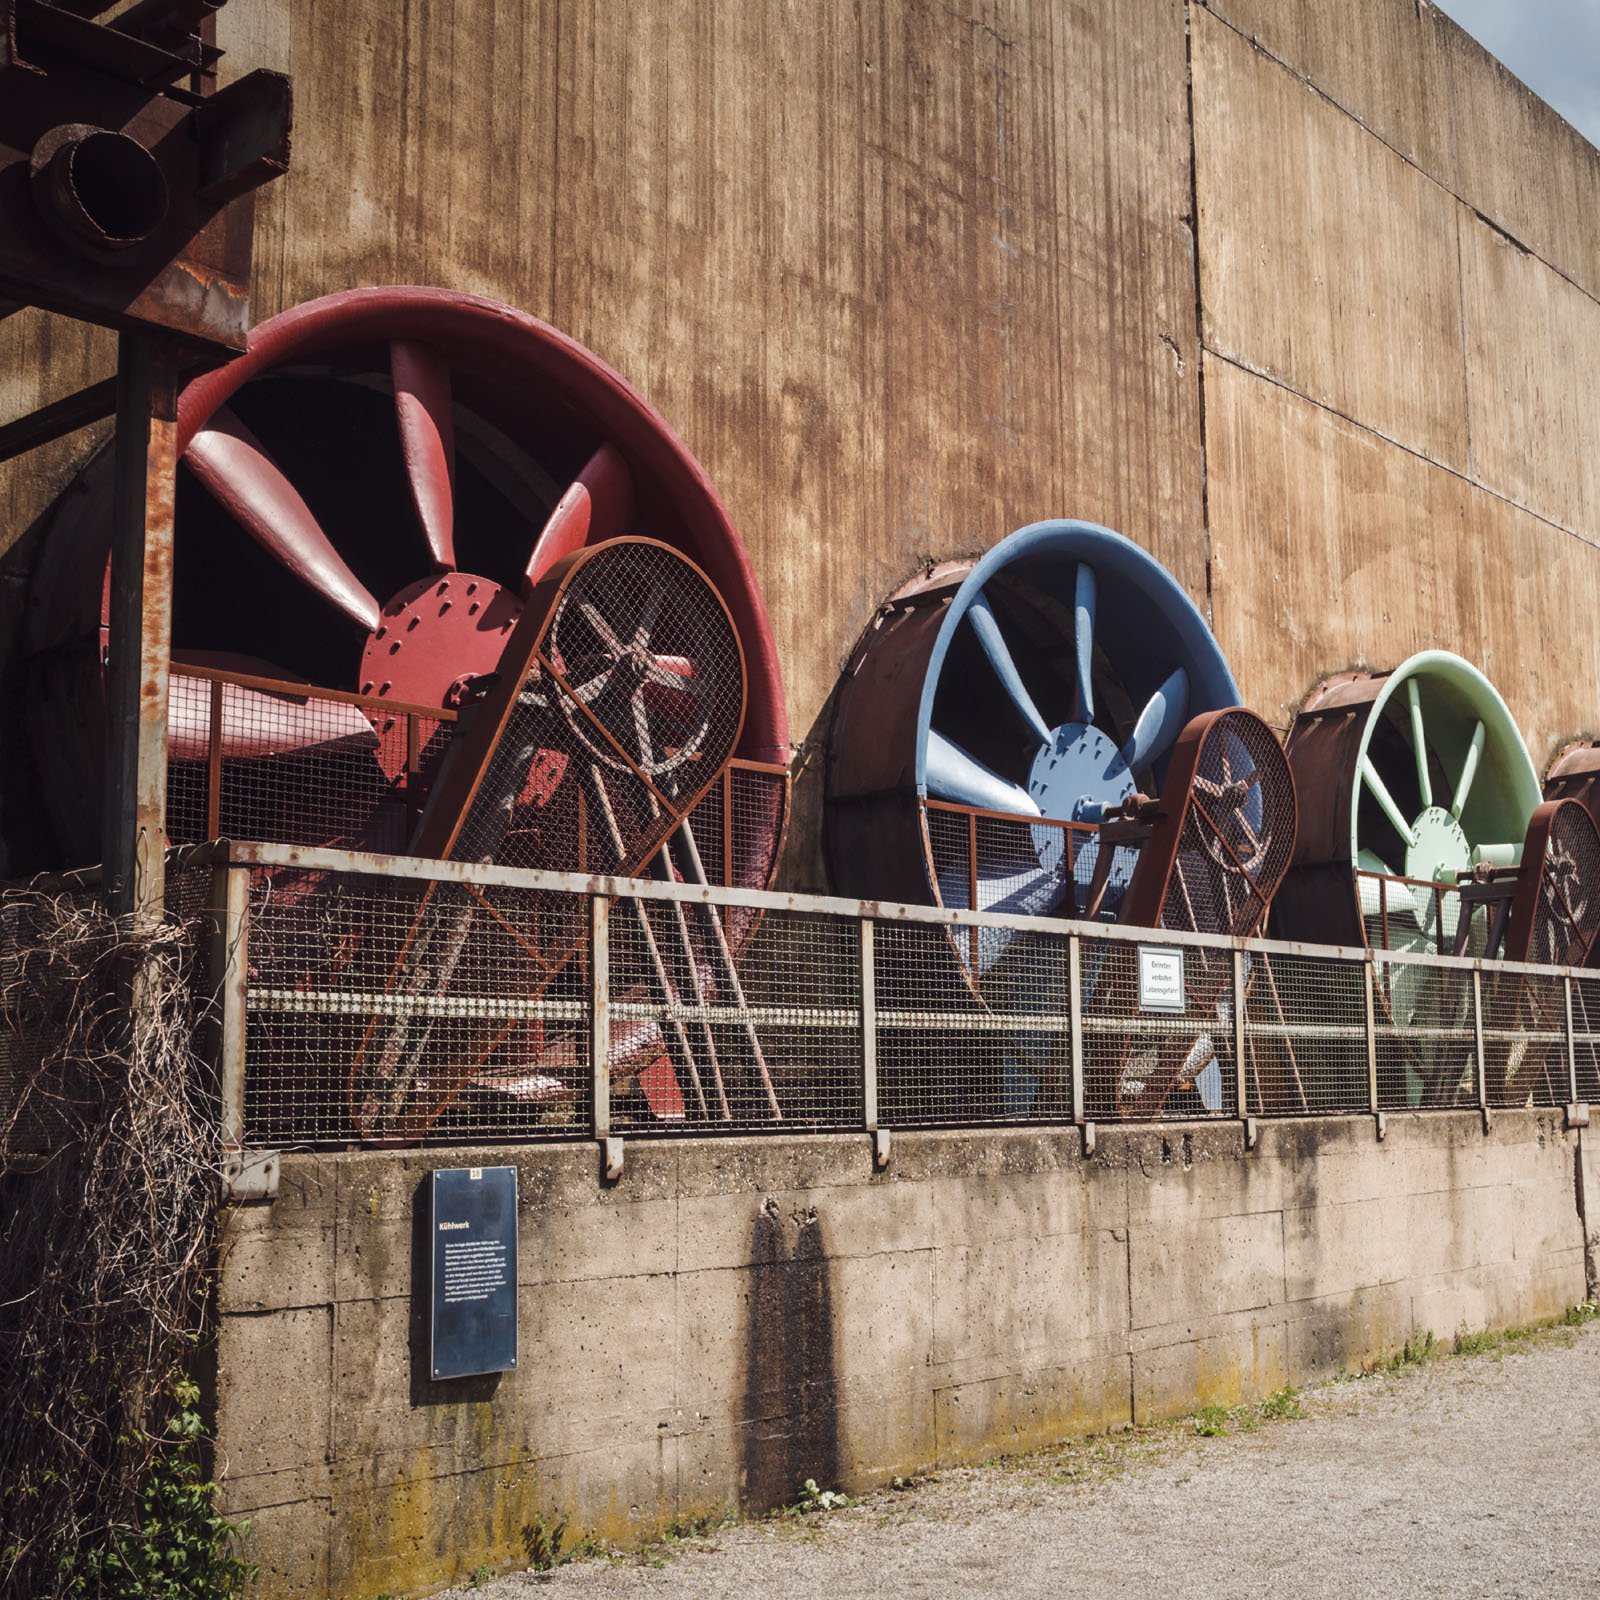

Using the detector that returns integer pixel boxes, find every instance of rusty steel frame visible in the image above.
[102,331,179,919]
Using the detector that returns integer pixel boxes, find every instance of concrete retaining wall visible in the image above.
[214,1109,1595,1598]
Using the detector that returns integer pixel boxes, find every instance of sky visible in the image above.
[1433,0,1600,148]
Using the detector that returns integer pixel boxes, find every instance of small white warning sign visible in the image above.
[1138,946,1185,1013]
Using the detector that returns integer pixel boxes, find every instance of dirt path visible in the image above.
[443,1319,1600,1600]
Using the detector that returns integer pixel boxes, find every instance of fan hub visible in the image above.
[1403,805,1471,885]
[1027,722,1135,823]
[359,571,521,709]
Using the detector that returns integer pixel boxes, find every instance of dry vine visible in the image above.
[0,888,221,1597]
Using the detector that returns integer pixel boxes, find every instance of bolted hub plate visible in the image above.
[1403,804,1472,886]
[1028,722,1134,823]
[359,572,521,709]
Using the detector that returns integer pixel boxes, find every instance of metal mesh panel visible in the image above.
[1158,711,1296,939]
[925,803,1109,931]
[1372,953,1476,1109]
[165,670,450,852]
[1245,952,1369,1116]
[875,921,1074,1126]
[1516,800,1600,968]
[1573,975,1600,1103]
[608,900,860,1132]
[1082,935,1236,1122]
[243,870,591,1146]
[1360,872,1481,959]
[653,761,789,958]
[1482,970,1567,1108]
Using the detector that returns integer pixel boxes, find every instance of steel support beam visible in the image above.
[102,331,179,920]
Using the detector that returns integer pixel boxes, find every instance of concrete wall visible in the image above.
[3,1,1598,883]
[215,1109,1594,1598]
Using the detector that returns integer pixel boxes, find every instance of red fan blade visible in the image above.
[390,339,456,570]
[187,406,382,631]
[520,443,635,596]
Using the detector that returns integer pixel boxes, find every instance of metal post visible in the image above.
[589,895,610,1142]
[860,918,877,1131]
[1565,974,1580,1109]
[861,917,887,1165]
[1232,947,1249,1118]
[1472,966,1488,1125]
[103,331,179,921]
[1365,956,1379,1114]
[1068,933,1084,1126]
[206,864,249,1153]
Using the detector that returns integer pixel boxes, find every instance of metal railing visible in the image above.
[177,840,1598,1159]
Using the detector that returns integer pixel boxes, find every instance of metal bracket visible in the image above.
[1082,1120,1097,1158]
[1567,1103,1591,1130]
[1480,1105,1494,1135]
[1374,1110,1387,1142]
[220,1148,278,1202]
[1242,1115,1258,1151]
[601,1135,624,1182]
[872,1128,892,1170]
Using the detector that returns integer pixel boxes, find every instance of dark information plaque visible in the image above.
[429,1166,518,1381]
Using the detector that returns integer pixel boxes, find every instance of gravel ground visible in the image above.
[443,1321,1600,1600]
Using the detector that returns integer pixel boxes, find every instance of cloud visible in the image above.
[1433,0,1600,146]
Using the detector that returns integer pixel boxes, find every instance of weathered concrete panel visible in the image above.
[1198,0,1456,179]
[1199,0,1600,305]
[214,1304,333,1481]
[1193,9,1468,471]
[1204,358,1600,762]
[1460,214,1600,544]
[1204,359,1486,730]
[1129,1209,1284,1329]
[1437,11,1600,305]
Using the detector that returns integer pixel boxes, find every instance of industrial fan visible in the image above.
[22,287,790,897]
[1272,651,1600,1107]
[1271,652,1539,957]
[21,288,793,1136]
[827,518,1241,961]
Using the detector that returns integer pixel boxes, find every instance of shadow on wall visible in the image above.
[741,1196,840,1508]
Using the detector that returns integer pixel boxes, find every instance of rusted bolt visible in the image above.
[30,124,170,255]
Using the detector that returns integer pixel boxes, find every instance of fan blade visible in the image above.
[1357,846,1402,921]
[1361,756,1418,850]
[522,443,636,596]
[187,407,381,631]
[926,731,1042,816]
[1116,667,1189,775]
[390,339,456,570]
[966,589,1051,747]
[1406,678,1432,808]
[1451,720,1486,820]
[1073,563,1096,723]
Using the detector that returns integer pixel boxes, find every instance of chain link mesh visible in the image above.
[1244,952,1369,1116]
[165,670,450,854]
[1372,953,1477,1109]
[1081,936,1237,1121]
[1482,969,1567,1108]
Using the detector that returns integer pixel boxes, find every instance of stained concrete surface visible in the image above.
[444,1321,1600,1600]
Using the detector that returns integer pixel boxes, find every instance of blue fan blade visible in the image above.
[926,731,1042,815]
[1073,563,1096,723]
[1115,666,1190,775]
[966,589,1052,747]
